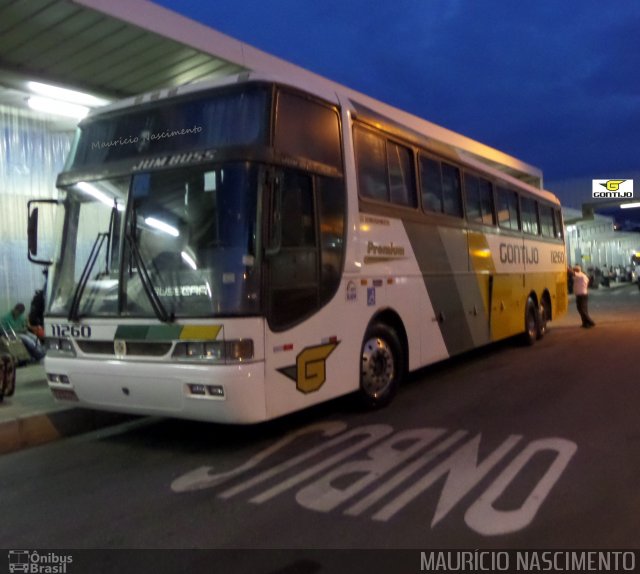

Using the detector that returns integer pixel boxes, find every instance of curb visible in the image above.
[0,408,136,454]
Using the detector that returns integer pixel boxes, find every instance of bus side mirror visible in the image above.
[27,199,60,266]
[28,207,39,259]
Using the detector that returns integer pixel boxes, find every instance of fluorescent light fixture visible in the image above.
[145,217,179,237]
[620,202,640,209]
[27,81,109,107]
[76,181,124,210]
[27,96,89,119]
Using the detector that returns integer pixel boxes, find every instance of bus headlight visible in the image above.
[47,373,70,384]
[44,337,76,357]
[172,339,253,363]
[225,339,254,361]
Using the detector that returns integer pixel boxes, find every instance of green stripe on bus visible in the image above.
[114,324,221,341]
[114,325,150,340]
[147,325,183,340]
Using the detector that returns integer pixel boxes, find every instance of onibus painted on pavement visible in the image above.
[28,71,567,423]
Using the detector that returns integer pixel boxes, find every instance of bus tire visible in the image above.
[358,323,404,409]
[523,298,539,346]
[537,297,549,339]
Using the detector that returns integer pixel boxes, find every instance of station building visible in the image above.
[563,207,640,277]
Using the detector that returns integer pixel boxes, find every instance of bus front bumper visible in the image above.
[45,357,268,424]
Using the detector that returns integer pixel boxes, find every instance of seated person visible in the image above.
[1,303,45,362]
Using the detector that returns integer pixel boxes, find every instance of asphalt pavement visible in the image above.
[0,363,133,454]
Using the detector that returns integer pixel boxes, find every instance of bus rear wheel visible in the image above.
[358,323,403,409]
[523,298,539,346]
[537,296,550,339]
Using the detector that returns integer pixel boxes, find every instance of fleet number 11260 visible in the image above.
[49,324,92,338]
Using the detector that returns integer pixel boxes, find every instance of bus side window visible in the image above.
[479,178,495,225]
[497,186,520,230]
[387,141,416,207]
[317,176,346,305]
[553,208,564,239]
[419,155,443,213]
[267,171,319,329]
[521,197,540,235]
[539,204,555,237]
[354,126,387,202]
[275,91,342,170]
[280,174,315,248]
[464,173,481,221]
[442,163,463,217]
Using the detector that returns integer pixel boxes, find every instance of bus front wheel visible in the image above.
[358,323,404,409]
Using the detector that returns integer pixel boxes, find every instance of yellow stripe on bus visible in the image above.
[179,325,222,340]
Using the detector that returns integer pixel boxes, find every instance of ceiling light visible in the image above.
[620,202,640,209]
[27,96,89,119]
[27,81,109,107]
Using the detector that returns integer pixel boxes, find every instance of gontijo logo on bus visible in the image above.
[278,341,340,393]
[499,243,539,265]
[592,179,634,198]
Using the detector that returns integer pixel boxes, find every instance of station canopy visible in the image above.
[0,0,252,124]
[0,0,543,188]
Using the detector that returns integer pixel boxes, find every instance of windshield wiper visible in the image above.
[124,231,172,323]
[68,200,121,322]
[68,232,108,322]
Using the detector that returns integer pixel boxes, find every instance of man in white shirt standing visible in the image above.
[572,265,596,328]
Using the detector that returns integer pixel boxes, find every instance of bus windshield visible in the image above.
[48,162,261,319]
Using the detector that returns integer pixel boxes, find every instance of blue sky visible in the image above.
[156,0,639,209]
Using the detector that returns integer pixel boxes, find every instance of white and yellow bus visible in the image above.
[29,71,567,423]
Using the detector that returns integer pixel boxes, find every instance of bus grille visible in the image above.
[76,341,173,357]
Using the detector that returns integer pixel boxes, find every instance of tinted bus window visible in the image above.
[478,178,495,225]
[419,155,443,213]
[464,173,493,224]
[554,209,564,239]
[70,86,270,169]
[539,204,555,237]
[355,126,416,208]
[388,141,416,207]
[465,173,481,221]
[354,127,388,201]
[521,197,540,235]
[275,91,342,169]
[497,186,520,230]
[442,163,463,217]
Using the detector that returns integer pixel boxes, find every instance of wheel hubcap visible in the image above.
[527,309,537,337]
[361,337,394,397]
[539,304,547,333]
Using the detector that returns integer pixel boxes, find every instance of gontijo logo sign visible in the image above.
[592,179,634,198]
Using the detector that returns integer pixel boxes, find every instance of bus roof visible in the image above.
[85,70,551,199]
